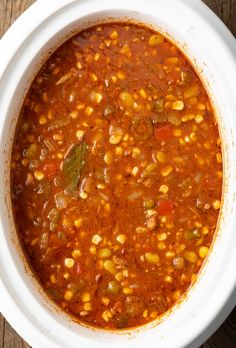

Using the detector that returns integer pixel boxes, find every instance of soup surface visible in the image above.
[11,23,222,329]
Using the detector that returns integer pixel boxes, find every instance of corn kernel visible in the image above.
[104,151,113,165]
[161,165,173,177]
[159,184,169,193]
[85,106,94,116]
[139,89,147,99]
[76,61,83,69]
[109,134,123,145]
[115,146,123,156]
[74,218,83,228]
[123,287,134,295]
[84,302,92,311]
[173,129,182,137]
[131,166,139,176]
[90,245,97,255]
[216,152,222,163]
[76,130,85,140]
[94,53,100,61]
[184,251,198,263]
[117,71,126,80]
[115,272,124,282]
[212,199,221,210]
[92,234,102,245]
[150,311,158,319]
[81,292,91,303]
[195,114,204,123]
[34,171,44,181]
[50,274,56,284]
[199,246,209,258]
[90,73,98,81]
[158,242,166,250]
[102,310,112,322]
[116,234,127,244]
[145,252,160,264]
[164,275,173,283]
[157,232,167,241]
[80,190,88,199]
[72,249,81,258]
[143,309,148,318]
[102,297,110,306]
[39,115,47,125]
[202,226,209,235]
[109,30,118,40]
[149,34,164,46]
[172,100,184,110]
[64,290,73,300]
[64,258,75,269]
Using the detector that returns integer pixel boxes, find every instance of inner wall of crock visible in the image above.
[2,9,233,342]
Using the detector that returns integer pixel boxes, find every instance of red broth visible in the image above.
[11,23,222,329]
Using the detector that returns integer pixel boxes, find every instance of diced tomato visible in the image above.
[43,163,57,178]
[154,125,172,141]
[157,199,173,215]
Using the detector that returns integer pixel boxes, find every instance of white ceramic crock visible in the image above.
[0,0,236,347]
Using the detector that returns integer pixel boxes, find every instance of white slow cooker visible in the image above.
[0,0,236,347]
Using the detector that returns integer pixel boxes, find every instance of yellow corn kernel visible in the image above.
[139,89,147,99]
[117,71,126,80]
[50,274,56,284]
[149,34,164,46]
[90,73,98,81]
[212,199,221,210]
[64,290,73,300]
[216,152,222,163]
[161,165,173,177]
[159,184,169,193]
[94,53,100,61]
[81,292,91,303]
[145,252,160,264]
[119,91,134,108]
[76,61,83,69]
[102,297,110,306]
[197,103,206,111]
[165,251,175,259]
[115,272,124,282]
[109,134,123,145]
[164,275,173,283]
[202,226,209,235]
[195,114,204,123]
[34,171,44,181]
[173,129,182,137]
[92,234,102,245]
[158,242,166,250]
[190,132,197,142]
[132,147,141,158]
[111,75,117,83]
[84,106,94,116]
[98,248,112,259]
[157,232,167,241]
[76,130,85,140]
[97,183,106,189]
[150,311,158,319]
[172,100,184,111]
[173,290,181,301]
[104,151,113,165]
[72,249,81,258]
[84,302,92,311]
[21,158,29,166]
[79,190,88,199]
[131,166,139,176]
[103,260,116,274]
[102,310,112,322]
[199,246,209,258]
[63,273,70,280]
[39,115,47,125]
[90,245,96,255]
[143,309,148,318]
[116,234,127,244]
[77,103,85,111]
[184,251,198,263]
[123,287,134,295]
[156,151,167,163]
[115,146,123,156]
[109,30,118,40]
[64,258,75,269]
[74,218,83,228]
